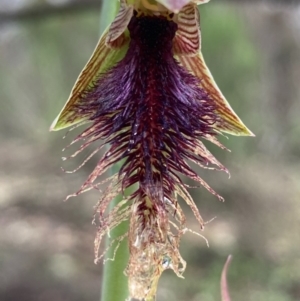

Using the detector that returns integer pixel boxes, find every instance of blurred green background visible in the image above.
[1,1,300,301]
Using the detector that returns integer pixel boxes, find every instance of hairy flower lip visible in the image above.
[63,16,226,292]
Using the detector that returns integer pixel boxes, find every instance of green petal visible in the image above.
[50,28,129,131]
[177,51,254,136]
[173,3,201,56]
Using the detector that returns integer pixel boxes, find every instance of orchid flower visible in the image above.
[51,0,252,300]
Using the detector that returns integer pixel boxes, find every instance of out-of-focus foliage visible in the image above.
[0,1,300,301]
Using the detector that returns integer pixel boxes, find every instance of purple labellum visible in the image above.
[64,12,229,301]
[73,14,222,201]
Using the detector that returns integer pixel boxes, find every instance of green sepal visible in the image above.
[50,28,129,131]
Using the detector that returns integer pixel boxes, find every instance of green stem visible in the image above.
[100,194,129,301]
[99,4,129,301]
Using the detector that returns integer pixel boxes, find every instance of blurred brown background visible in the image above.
[1,0,300,301]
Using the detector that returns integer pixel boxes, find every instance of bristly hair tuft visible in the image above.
[63,14,228,300]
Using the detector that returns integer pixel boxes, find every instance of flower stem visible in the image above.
[100,194,129,301]
[99,2,129,301]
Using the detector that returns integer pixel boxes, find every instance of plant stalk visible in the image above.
[99,2,129,301]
